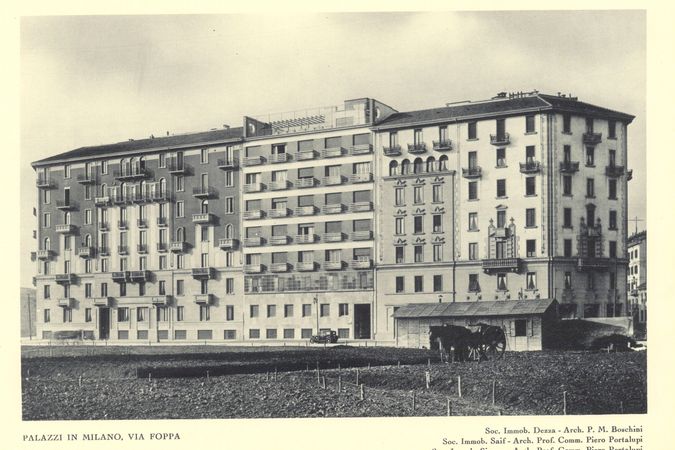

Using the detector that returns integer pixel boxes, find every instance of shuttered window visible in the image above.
[353,219,371,231]
[325,136,342,148]
[353,190,371,202]
[298,167,314,178]
[298,140,314,151]
[325,192,342,204]
[353,133,370,145]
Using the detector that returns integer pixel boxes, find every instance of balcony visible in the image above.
[137,244,148,254]
[217,158,239,170]
[98,221,109,231]
[54,273,76,284]
[407,143,427,154]
[351,173,373,183]
[432,139,453,151]
[118,245,129,255]
[559,161,580,173]
[112,193,128,204]
[243,156,265,167]
[192,267,215,279]
[351,230,373,241]
[218,238,237,250]
[169,241,187,253]
[383,146,402,157]
[55,224,77,234]
[118,220,128,230]
[295,234,317,244]
[243,210,263,220]
[167,158,188,174]
[156,217,168,227]
[98,246,110,256]
[295,177,316,188]
[295,206,316,216]
[112,271,129,283]
[92,297,113,307]
[351,259,372,269]
[269,153,290,164]
[605,165,625,177]
[243,182,263,193]
[322,147,345,158]
[192,186,218,198]
[243,264,263,274]
[36,250,54,260]
[519,161,541,174]
[323,175,343,186]
[324,232,344,243]
[148,191,171,203]
[114,166,150,181]
[36,176,55,189]
[577,257,611,271]
[351,144,373,155]
[350,201,373,212]
[583,132,602,146]
[268,208,289,218]
[482,258,522,274]
[76,173,97,184]
[296,261,316,272]
[192,213,214,224]
[194,294,214,305]
[461,167,482,179]
[94,196,111,206]
[269,180,291,191]
[490,133,510,146]
[152,295,170,306]
[156,243,168,253]
[244,237,264,247]
[270,262,290,273]
[295,150,317,161]
[77,246,94,258]
[56,200,77,211]
[270,236,289,245]
[58,298,74,308]
[323,204,344,214]
[325,261,344,271]
[137,218,148,228]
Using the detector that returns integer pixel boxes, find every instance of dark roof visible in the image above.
[393,299,556,319]
[32,126,244,167]
[374,93,634,129]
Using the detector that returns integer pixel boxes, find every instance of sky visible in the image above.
[19,11,646,288]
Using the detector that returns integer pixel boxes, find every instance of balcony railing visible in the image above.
[324,261,344,271]
[114,166,150,180]
[352,231,373,241]
[167,158,188,174]
[583,132,602,145]
[152,295,170,306]
[351,173,373,183]
[54,273,76,284]
[218,238,236,249]
[269,153,290,164]
[58,298,74,308]
[295,206,316,216]
[323,204,343,214]
[322,147,345,158]
[76,173,97,184]
[36,176,55,189]
[98,246,109,256]
[137,244,148,254]
[243,210,263,220]
[244,264,263,273]
[55,224,77,234]
[461,167,482,179]
[482,258,522,274]
[351,259,372,269]
[295,177,316,188]
[577,257,611,271]
[560,161,580,173]
[323,175,343,186]
[295,234,317,244]
[112,271,129,282]
[192,213,214,224]
[194,294,214,305]
[157,217,168,227]
[137,218,148,228]
[490,133,510,146]
[350,144,373,155]
[244,237,264,247]
[118,220,128,230]
[94,196,110,206]
[148,191,171,203]
[169,241,187,253]
[270,236,289,245]
[268,180,290,191]
[324,232,344,242]
[605,165,625,177]
[156,243,168,253]
[270,263,290,273]
[118,245,129,255]
[36,249,54,260]
[191,267,215,279]
[296,262,316,272]
[129,270,150,282]
[350,202,373,212]
[383,146,402,157]
[432,139,453,151]
[98,221,109,231]
[92,297,113,307]
[268,208,289,218]
[56,200,77,211]
[407,143,427,154]
[77,247,94,258]
[243,156,265,166]
[217,158,239,170]
[243,182,263,193]
[192,186,218,198]
[519,161,541,174]
[295,150,316,161]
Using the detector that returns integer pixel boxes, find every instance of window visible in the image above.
[514,319,527,337]
[468,274,480,292]
[414,245,423,262]
[586,147,595,166]
[320,304,330,317]
[283,304,294,318]
[564,239,573,257]
[176,279,184,296]
[101,160,108,174]
[136,307,148,322]
[413,216,423,234]
[468,181,478,200]
[226,278,234,294]
[526,272,537,290]
[608,179,617,200]
[175,175,184,192]
[432,215,442,233]
[497,179,506,197]
[176,254,184,269]
[43,285,51,299]
[563,114,571,133]
[395,217,404,235]
[563,176,572,196]
[433,275,443,292]
[563,208,572,228]
[432,184,442,202]
[200,279,208,295]
[176,201,184,218]
[117,307,129,322]
[119,282,127,297]
[201,225,209,242]
[608,120,616,139]
[525,115,535,133]
[413,186,423,204]
[609,210,617,230]
[176,306,184,322]
[468,213,478,231]
[223,197,235,214]
[526,239,536,257]
[395,246,404,264]
[468,242,478,260]
[302,304,311,317]
[42,189,50,205]
[496,148,506,167]
[414,275,423,293]
[433,244,442,262]
[497,273,507,290]
[84,283,92,298]
[200,148,209,164]
[338,303,349,316]
[497,210,506,228]
[250,305,259,318]
[587,273,595,290]
[267,304,276,318]
[43,309,50,323]
[525,177,536,196]
[265,329,277,339]
[84,185,92,200]
[62,307,72,323]
[395,276,405,293]
[468,121,477,139]
[64,164,71,178]
[249,329,260,339]
[394,188,404,206]
[526,208,536,227]
[609,272,616,289]
[43,212,50,228]
[564,272,572,289]
[586,178,595,198]
[200,305,210,321]
[609,241,617,258]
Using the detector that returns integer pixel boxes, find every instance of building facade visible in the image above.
[31,91,634,343]
[627,231,647,326]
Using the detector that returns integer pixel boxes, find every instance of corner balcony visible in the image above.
[269,153,290,164]
[77,173,97,184]
[192,213,215,224]
[432,139,453,151]
[350,144,373,155]
[54,273,76,284]
[152,295,170,306]
[351,173,373,183]
[323,204,344,214]
[407,143,427,154]
[244,237,264,247]
[243,210,263,220]
[137,244,148,254]
[295,177,316,188]
[270,236,289,245]
[482,258,522,274]
[137,218,148,228]
[295,234,317,244]
[217,158,239,170]
[519,161,542,174]
[324,261,344,271]
[324,232,344,243]
[461,166,482,179]
[112,271,129,283]
[270,262,290,273]
[169,241,187,253]
[383,145,402,157]
[194,294,214,305]
[577,257,611,272]
[244,264,263,274]
[218,238,237,250]
[268,208,289,218]
[268,180,291,191]
[322,147,345,158]
[118,245,129,255]
[243,182,263,193]
[192,186,218,198]
[36,249,54,260]
[77,246,95,258]
[490,133,510,146]
[295,206,317,216]
[243,156,265,167]
[58,298,74,308]
[351,259,372,269]
[92,297,113,307]
[583,132,602,146]
[605,164,625,177]
[56,200,78,211]
[114,167,150,181]
[94,196,111,206]
[191,267,215,279]
[295,150,317,161]
[129,270,150,282]
[55,224,77,234]
[296,261,316,272]
[36,176,55,189]
[351,230,373,241]
[350,201,373,212]
[559,161,580,173]
[323,175,344,186]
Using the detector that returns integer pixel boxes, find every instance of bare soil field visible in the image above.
[21,345,646,420]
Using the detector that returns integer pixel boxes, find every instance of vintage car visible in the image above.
[309,329,339,344]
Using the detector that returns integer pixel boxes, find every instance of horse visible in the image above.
[429,324,474,362]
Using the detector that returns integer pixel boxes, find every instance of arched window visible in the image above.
[176,227,185,242]
[225,224,233,239]
[401,159,410,175]
[159,178,166,196]
[389,160,399,176]
[64,212,71,225]
[139,180,146,197]
[201,200,209,214]
[139,156,146,170]
[413,157,424,174]
[84,234,92,247]
[100,183,107,198]
[43,237,50,251]
[439,155,449,171]
[426,156,436,173]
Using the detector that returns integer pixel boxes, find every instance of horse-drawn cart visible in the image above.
[429,323,506,362]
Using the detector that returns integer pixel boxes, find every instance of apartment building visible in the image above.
[627,231,647,325]
[31,91,634,343]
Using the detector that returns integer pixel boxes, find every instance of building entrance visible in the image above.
[354,304,371,339]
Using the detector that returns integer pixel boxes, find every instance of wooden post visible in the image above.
[457,376,462,398]
[620,401,624,414]
[266,371,270,381]
[446,398,451,416]
[411,391,416,411]
[78,375,82,388]
[338,375,342,392]
[491,379,496,405]
[425,370,430,390]
[397,360,400,367]
[359,384,364,400]
[427,358,431,368]
[368,362,371,369]
[148,372,152,383]
[322,376,326,389]
[27,369,30,378]
[563,391,567,415]
[356,368,359,386]
[274,367,278,382]
[207,370,210,381]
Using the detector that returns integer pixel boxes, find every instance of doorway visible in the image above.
[353,304,371,339]
[98,307,110,340]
